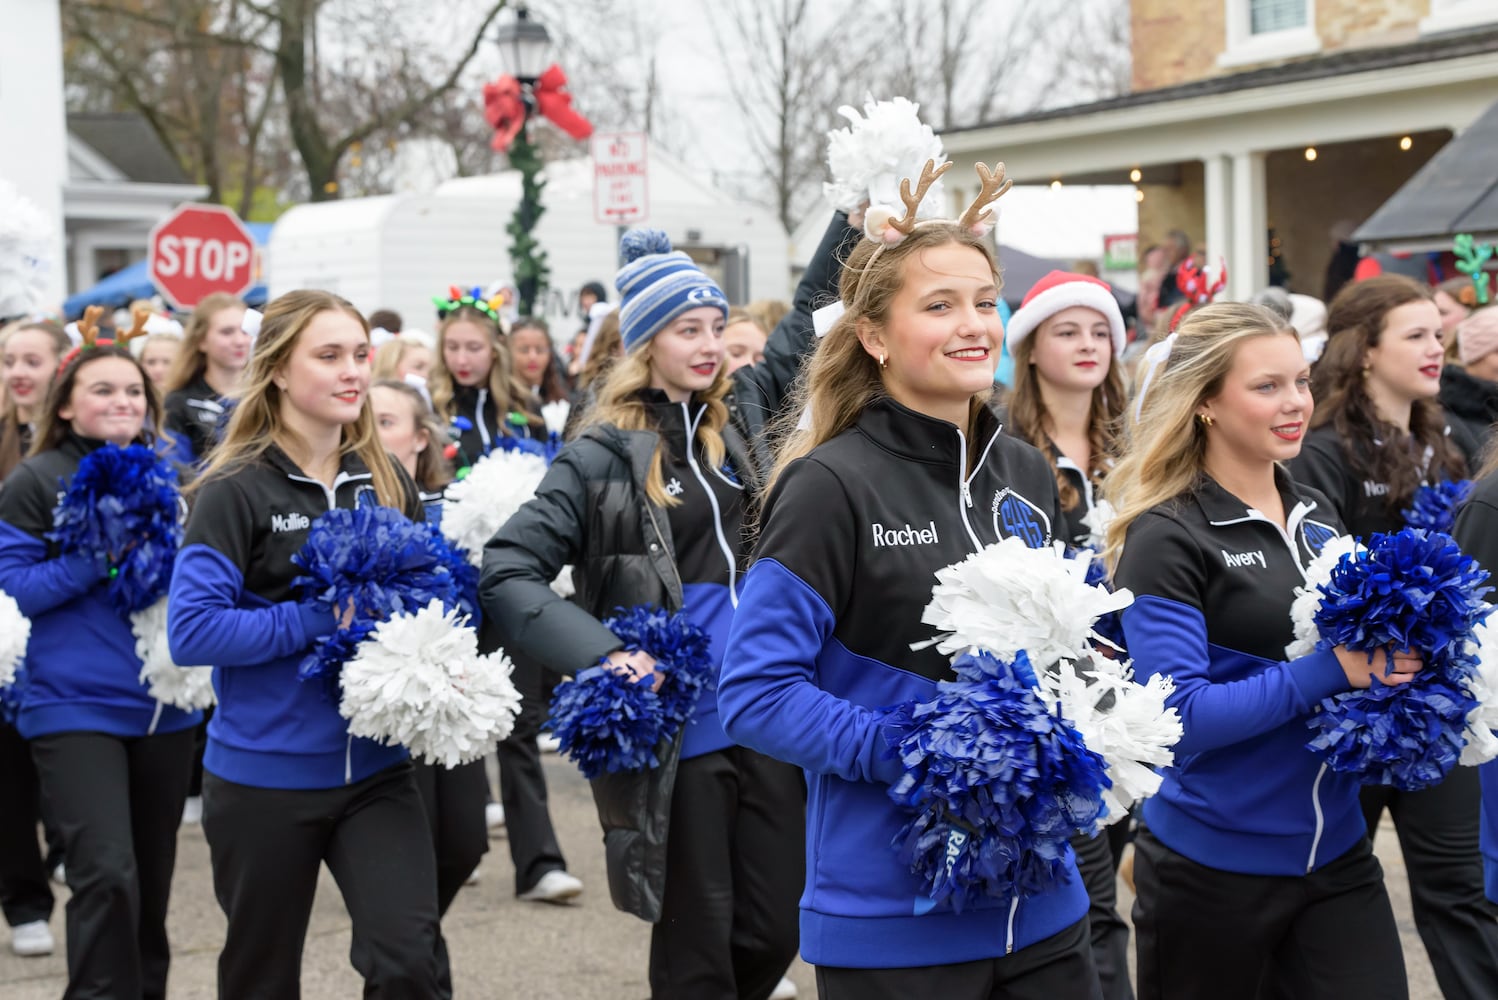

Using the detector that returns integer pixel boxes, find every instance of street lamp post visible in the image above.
[494,6,553,318]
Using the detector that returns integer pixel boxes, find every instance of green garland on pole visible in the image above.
[506,123,550,317]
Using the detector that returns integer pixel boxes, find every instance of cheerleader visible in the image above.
[719,166,1101,998]
[1108,303,1411,999]
[1002,270,1131,998]
[481,227,824,999]
[161,292,249,465]
[1290,275,1498,999]
[0,342,201,996]
[167,290,444,999]
[428,296,543,468]
[509,318,572,406]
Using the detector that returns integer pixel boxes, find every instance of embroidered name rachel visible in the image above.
[871,521,939,547]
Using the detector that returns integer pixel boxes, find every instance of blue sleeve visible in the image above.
[1116,512,1348,757]
[0,464,106,616]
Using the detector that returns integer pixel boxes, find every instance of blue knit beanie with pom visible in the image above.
[615,229,728,352]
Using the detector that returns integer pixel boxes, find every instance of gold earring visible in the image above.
[878,353,887,369]
[1361,365,1371,379]
[1198,413,1214,427]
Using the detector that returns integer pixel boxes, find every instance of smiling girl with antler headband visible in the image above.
[720,160,1106,997]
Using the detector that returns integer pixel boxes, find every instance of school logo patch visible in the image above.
[990,489,1050,547]
[1301,519,1338,556]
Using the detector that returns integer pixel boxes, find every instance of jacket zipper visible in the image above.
[682,403,740,606]
[475,388,492,451]
[1005,897,1020,954]
[147,699,164,737]
[1307,762,1327,872]
[954,425,1003,550]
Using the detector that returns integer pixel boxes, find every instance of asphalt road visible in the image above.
[0,752,1445,999]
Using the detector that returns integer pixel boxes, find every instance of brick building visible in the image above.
[942,0,1498,302]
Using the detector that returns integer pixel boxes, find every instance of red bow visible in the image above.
[483,64,593,153]
[1167,257,1229,331]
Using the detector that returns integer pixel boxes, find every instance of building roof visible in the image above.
[945,25,1498,136]
[67,112,191,185]
[1354,94,1498,248]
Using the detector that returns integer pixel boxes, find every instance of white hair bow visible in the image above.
[1133,332,1177,422]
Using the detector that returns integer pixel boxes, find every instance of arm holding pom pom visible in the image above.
[0,466,107,617]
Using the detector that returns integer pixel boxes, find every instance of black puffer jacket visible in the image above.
[480,418,755,921]
[1440,366,1498,467]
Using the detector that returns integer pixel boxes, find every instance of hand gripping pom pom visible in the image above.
[1285,535,1364,660]
[619,228,673,264]
[1404,479,1473,535]
[1303,528,1493,789]
[0,590,30,690]
[545,606,712,779]
[339,599,522,767]
[47,444,182,614]
[883,651,1109,911]
[292,506,477,684]
[441,447,550,567]
[131,598,214,710]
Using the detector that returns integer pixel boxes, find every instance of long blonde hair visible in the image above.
[428,306,541,430]
[1103,302,1295,570]
[769,223,1000,491]
[192,290,406,508]
[580,339,732,508]
[164,292,245,393]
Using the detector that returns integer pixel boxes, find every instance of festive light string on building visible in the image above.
[1400,135,1414,151]
[1304,147,1317,162]
[1129,167,1142,183]
[1050,178,1063,191]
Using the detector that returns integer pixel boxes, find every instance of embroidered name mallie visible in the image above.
[1222,549,1267,569]
[271,512,311,533]
[872,521,939,547]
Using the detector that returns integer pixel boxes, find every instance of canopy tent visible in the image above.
[62,222,272,319]
[1354,96,1498,253]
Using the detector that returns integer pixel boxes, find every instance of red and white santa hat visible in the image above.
[1005,270,1127,355]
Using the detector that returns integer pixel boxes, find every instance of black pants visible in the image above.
[186,708,212,798]
[648,746,803,1000]
[1073,828,1132,1000]
[412,759,488,915]
[1132,826,1407,1000]
[1362,769,1498,1000]
[202,762,444,1000]
[816,916,1101,1000]
[496,649,568,893]
[0,721,53,927]
[31,727,195,1000]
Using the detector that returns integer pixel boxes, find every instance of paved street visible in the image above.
[0,753,1443,999]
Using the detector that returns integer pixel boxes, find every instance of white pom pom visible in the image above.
[919,537,1134,665]
[541,400,571,437]
[0,589,31,689]
[824,96,946,217]
[441,448,549,566]
[131,598,215,710]
[1284,535,1362,660]
[340,599,523,767]
[1460,616,1498,766]
[0,178,55,319]
[1042,653,1182,826]
[1080,499,1116,552]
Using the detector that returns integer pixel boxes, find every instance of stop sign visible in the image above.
[149,204,256,310]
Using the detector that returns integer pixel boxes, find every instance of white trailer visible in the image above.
[266,146,791,338]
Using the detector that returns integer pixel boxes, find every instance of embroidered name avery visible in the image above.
[270,512,311,533]
[871,521,939,547]
[1221,548,1267,569]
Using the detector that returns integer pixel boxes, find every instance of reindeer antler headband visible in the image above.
[59,305,151,375]
[862,158,1013,247]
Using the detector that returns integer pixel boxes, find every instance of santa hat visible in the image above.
[1005,270,1126,355]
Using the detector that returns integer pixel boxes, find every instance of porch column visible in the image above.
[1203,154,1231,275]
[1229,150,1267,301]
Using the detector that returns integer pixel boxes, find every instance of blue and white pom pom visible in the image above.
[131,598,214,710]
[1301,528,1492,789]
[1461,618,1498,765]
[47,443,182,614]
[884,650,1109,911]
[441,445,550,568]
[546,605,712,779]
[339,599,522,767]
[0,589,30,690]
[1404,479,1474,535]
[293,506,476,684]
[1285,534,1365,659]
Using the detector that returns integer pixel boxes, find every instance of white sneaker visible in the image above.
[49,863,64,887]
[10,920,54,957]
[463,865,482,887]
[517,869,583,904]
[181,795,203,825]
[485,802,505,833]
[537,733,561,753]
[770,976,797,1000]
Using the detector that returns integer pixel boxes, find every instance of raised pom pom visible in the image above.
[620,228,673,264]
[1404,479,1473,535]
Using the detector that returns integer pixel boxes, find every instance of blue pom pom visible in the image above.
[883,651,1108,912]
[1306,528,1493,790]
[544,605,713,779]
[1403,479,1473,535]
[619,228,672,264]
[291,506,476,687]
[490,432,562,464]
[47,444,182,614]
